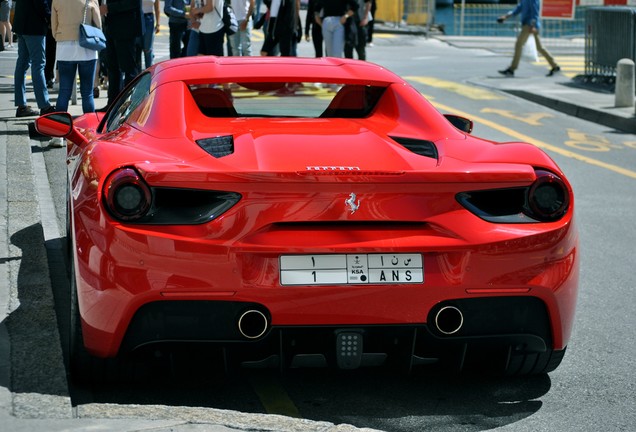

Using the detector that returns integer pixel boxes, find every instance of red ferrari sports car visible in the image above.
[35,56,578,378]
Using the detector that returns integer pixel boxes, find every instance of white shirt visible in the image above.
[56,41,98,62]
[230,0,251,22]
[199,0,224,34]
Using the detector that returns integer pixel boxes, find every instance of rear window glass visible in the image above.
[188,82,386,119]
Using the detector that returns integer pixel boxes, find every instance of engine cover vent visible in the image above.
[390,136,438,160]
[197,135,234,158]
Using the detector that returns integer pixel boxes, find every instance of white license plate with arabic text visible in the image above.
[279,254,424,286]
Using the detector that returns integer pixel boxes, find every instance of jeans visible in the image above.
[322,16,345,58]
[14,34,51,109]
[141,13,155,68]
[56,60,97,113]
[228,21,253,56]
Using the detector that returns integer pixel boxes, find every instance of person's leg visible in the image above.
[331,20,345,58]
[186,29,199,56]
[510,25,532,71]
[45,28,56,86]
[14,34,30,108]
[106,36,121,105]
[116,37,140,88]
[55,60,76,112]
[24,34,51,110]
[356,26,367,60]
[78,59,97,113]
[311,24,323,57]
[169,22,181,59]
[322,17,335,57]
[143,13,155,67]
[534,33,558,69]
[241,23,253,56]
[228,32,239,56]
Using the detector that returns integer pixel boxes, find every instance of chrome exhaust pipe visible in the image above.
[237,310,268,339]
[434,306,464,335]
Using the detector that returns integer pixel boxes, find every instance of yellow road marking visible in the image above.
[432,100,636,179]
[248,372,301,418]
[481,108,553,126]
[406,76,503,100]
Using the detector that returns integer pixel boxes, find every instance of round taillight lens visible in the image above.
[526,170,569,222]
[103,168,152,221]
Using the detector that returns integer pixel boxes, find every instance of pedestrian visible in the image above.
[49,0,101,146]
[45,0,57,89]
[228,0,254,56]
[0,0,13,51]
[260,0,299,57]
[164,0,189,58]
[366,0,375,46]
[12,0,56,117]
[190,0,224,56]
[305,0,323,57]
[497,0,560,77]
[314,0,358,58]
[185,0,202,57]
[344,0,370,61]
[100,0,144,110]
[139,0,160,68]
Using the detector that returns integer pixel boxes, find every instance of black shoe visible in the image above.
[498,68,514,77]
[547,66,561,77]
[40,105,57,115]
[15,105,39,117]
[46,79,54,89]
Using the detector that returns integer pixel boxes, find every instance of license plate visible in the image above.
[279,254,424,286]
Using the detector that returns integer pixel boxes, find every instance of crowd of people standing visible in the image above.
[7,0,377,129]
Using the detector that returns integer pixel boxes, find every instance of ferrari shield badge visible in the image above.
[345,193,360,214]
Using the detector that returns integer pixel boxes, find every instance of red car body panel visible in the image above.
[52,57,577,371]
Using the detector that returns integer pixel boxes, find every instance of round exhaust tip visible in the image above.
[238,310,268,339]
[434,306,464,335]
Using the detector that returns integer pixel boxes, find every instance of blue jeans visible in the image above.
[228,22,253,56]
[141,13,155,68]
[14,34,51,109]
[186,29,199,56]
[322,16,345,58]
[56,60,98,113]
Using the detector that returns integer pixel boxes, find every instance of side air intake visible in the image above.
[390,136,438,160]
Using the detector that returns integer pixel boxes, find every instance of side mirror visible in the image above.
[444,114,473,134]
[35,112,73,137]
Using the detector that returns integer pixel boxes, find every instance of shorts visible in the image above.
[0,1,11,22]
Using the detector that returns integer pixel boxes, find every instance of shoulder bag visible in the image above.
[79,0,107,51]
[215,0,239,36]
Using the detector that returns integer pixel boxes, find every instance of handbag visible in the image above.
[79,0,106,51]
[215,0,239,36]
[521,36,538,63]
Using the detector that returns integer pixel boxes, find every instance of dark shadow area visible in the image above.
[5,223,68,397]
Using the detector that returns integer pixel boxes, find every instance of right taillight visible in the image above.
[457,169,570,224]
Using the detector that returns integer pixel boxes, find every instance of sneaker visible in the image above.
[40,105,56,115]
[15,105,39,117]
[547,66,561,77]
[498,68,514,77]
[49,137,66,148]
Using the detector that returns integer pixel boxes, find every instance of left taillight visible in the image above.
[103,168,152,221]
[102,167,242,224]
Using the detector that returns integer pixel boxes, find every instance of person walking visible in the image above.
[49,0,101,146]
[139,0,160,68]
[228,0,254,56]
[344,0,370,61]
[100,0,144,109]
[260,0,299,57]
[314,0,358,58]
[305,0,323,57]
[190,0,224,56]
[13,0,56,117]
[164,0,189,58]
[0,0,13,51]
[497,0,560,77]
